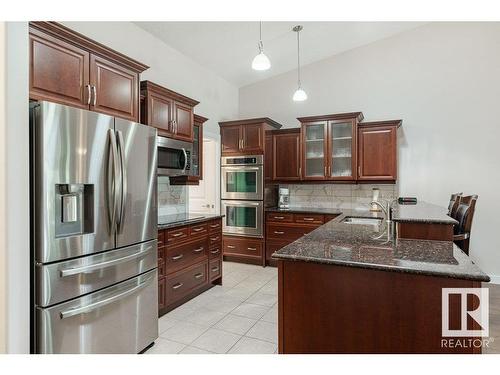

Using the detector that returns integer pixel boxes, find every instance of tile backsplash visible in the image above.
[158,176,188,216]
[284,184,399,211]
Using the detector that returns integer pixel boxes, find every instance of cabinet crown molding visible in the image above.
[194,114,209,124]
[140,80,200,107]
[359,119,402,128]
[297,112,364,123]
[29,21,149,72]
[218,117,283,130]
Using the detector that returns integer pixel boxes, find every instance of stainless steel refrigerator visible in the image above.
[30,101,158,354]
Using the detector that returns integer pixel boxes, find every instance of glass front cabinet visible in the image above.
[299,113,364,181]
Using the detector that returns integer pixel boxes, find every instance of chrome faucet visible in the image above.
[369,199,397,223]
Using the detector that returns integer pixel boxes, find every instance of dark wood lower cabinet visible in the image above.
[158,218,222,316]
[397,222,454,241]
[223,235,264,266]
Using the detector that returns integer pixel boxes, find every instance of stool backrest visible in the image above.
[454,195,478,236]
[448,192,463,218]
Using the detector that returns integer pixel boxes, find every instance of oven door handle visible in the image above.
[222,166,260,171]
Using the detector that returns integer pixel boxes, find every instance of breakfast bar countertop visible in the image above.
[272,205,489,282]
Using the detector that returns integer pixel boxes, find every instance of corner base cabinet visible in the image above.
[157,218,222,316]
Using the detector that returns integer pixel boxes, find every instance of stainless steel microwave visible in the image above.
[157,136,193,176]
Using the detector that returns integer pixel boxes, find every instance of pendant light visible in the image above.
[252,21,271,71]
[292,25,307,101]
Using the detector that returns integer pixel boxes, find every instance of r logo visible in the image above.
[442,288,489,337]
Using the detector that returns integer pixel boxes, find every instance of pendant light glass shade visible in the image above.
[293,87,308,101]
[292,25,307,102]
[252,22,271,71]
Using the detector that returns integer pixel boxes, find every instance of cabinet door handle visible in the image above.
[324,166,327,176]
[227,245,235,249]
[172,282,183,290]
[247,247,257,251]
[210,237,219,241]
[303,218,315,221]
[274,231,284,235]
[193,247,204,253]
[211,266,220,272]
[210,249,220,254]
[172,254,183,261]
[171,232,184,238]
[210,224,220,228]
[274,216,285,219]
[358,165,361,176]
[192,227,204,232]
[194,272,204,279]
[86,84,91,105]
[91,85,96,106]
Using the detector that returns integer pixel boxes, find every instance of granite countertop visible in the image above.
[272,208,489,282]
[266,207,343,215]
[158,213,224,230]
[392,201,458,225]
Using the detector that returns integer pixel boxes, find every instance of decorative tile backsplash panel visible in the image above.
[158,176,188,216]
[286,184,399,211]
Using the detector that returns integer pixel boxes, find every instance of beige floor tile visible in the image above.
[246,292,277,307]
[160,321,209,345]
[146,338,186,354]
[179,346,215,354]
[184,307,227,326]
[228,337,277,354]
[260,306,278,324]
[246,321,278,344]
[158,316,179,334]
[191,328,241,353]
[204,296,242,313]
[231,303,270,320]
[215,314,258,335]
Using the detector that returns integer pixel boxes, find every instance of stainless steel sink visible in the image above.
[341,217,383,225]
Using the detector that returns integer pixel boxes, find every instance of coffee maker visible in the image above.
[278,187,290,209]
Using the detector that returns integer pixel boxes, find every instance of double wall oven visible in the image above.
[221,155,264,237]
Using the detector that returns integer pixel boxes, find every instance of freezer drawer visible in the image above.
[36,269,158,354]
[36,240,157,307]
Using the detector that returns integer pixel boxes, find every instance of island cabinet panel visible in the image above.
[358,121,401,182]
[278,260,482,354]
[157,217,222,316]
[397,222,454,241]
[272,129,301,181]
[29,28,90,109]
[29,22,148,122]
[141,80,199,142]
[219,118,283,156]
[89,54,138,121]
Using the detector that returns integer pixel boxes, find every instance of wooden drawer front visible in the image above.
[267,224,311,241]
[158,231,165,247]
[158,258,166,279]
[167,226,189,244]
[209,259,222,281]
[266,212,294,223]
[223,237,262,259]
[209,233,222,248]
[209,245,222,260]
[165,261,208,305]
[158,278,166,310]
[189,222,208,237]
[294,213,324,225]
[208,219,222,233]
[165,238,208,275]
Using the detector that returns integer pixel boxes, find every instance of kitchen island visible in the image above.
[272,204,489,354]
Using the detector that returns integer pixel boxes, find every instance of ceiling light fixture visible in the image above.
[252,21,271,71]
[292,25,307,102]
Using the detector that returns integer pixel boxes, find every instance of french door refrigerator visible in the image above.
[30,101,158,354]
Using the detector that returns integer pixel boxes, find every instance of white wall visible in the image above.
[61,22,239,137]
[0,21,7,354]
[239,22,500,280]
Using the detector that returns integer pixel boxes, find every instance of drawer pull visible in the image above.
[194,272,204,279]
[210,237,220,241]
[192,227,204,232]
[210,224,220,228]
[227,245,235,249]
[274,231,284,235]
[172,282,183,290]
[303,218,315,221]
[247,247,257,251]
[274,216,285,219]
[172,254,184,261]
[193,247,204,253]
[210,249,220,254]
[211,266,220,272]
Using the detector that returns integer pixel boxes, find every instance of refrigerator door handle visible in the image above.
[116,130,127,233]
[59,272,155,319]
[107,129,120,235]
[59,245,153,277]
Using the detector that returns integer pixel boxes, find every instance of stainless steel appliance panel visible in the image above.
[115,119,157,248]
[221,200,264,237]
[33,102,115,263]
[157,136,193,176]
[221,165,263,200]
[36,239,157,307]
[37,269,158,354]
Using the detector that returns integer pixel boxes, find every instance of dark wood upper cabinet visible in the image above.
[358,120,401,182]
[89,54,138,121]
[29,22,148,122]
[298,112,364,181]
[264,133,273,182]
[140,81,199,142]
[272,129,301,181]
[219,118,282,156]
[170,114,208,186]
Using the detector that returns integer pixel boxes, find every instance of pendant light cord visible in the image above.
[258,21,263,52]
[296,28,301,87]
